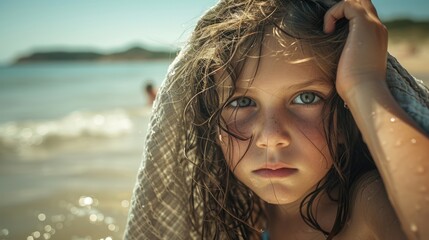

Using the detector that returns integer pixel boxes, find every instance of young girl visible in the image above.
[125,0,429,239]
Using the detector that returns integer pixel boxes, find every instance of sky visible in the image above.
[1,0,428,64]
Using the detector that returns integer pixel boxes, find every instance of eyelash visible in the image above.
[227,92,323,108]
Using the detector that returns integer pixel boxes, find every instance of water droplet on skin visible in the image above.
[410,223,418,232]
[390,117,396,123]
[411,138,417,144]
[417,166,425,174]
[371,111,376,118]
[395,139,402,146]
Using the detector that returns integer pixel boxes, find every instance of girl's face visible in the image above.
[218,37,334,204]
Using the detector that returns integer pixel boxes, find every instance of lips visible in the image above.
[253,167,297,178]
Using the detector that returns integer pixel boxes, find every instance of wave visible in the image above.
[0,109,137,154]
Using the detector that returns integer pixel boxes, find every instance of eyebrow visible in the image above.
[233,78,333,93]
[286,78,333,92]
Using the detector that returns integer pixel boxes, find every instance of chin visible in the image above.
[263,196,297,205]
[256,186,301,205]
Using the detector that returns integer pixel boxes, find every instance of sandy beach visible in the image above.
[388,40,429,82]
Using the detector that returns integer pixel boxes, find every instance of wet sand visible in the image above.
[0,148,142,240]
[0,189,132,240]
[0,149,141,240]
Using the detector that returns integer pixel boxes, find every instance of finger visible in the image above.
[324,0,365,33]
[323,2,341,33]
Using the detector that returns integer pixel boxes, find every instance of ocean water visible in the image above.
[0,61,172,239]
[0,61,169,122]
[0,61,171,154]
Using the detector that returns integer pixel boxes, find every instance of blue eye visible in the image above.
[293,92,321,105]
[229,97,255,108]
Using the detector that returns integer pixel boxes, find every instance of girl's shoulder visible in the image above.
[349,170,407,239]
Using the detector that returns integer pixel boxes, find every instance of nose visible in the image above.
[255,112,291,149]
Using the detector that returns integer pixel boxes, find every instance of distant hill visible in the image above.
[14,46,178,64]
[13,19,429,64]
[384,19,429,43]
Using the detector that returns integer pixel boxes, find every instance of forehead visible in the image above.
[215,30,326,90]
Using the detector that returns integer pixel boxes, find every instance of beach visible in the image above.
[0,42,428,240]
[0,105,154,239]
[0,106,153,240]
[0,61,168,240]
[388,40,429,81]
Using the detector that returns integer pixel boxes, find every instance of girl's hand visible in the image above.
[324,0,388,100]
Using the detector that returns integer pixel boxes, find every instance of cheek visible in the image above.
[290,104,325,133]
[294,113,326,144]
[294,115,332,166]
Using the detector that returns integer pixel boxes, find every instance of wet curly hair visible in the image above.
[179,0,376,239]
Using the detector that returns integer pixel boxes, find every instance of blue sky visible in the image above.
[1,0,428,64]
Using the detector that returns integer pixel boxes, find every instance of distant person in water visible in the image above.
[143,82,157,105]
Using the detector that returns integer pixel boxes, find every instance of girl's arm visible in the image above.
[325,1,429,239]
[345,79,429,239]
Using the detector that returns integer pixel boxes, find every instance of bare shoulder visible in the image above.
[351,170,407,240]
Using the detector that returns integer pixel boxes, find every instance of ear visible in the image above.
[215,126,226,146]
[218,134,225,144]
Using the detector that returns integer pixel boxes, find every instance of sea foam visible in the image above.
[0,109,133,153]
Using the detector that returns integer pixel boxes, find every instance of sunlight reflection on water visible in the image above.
[14,195,131,240]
